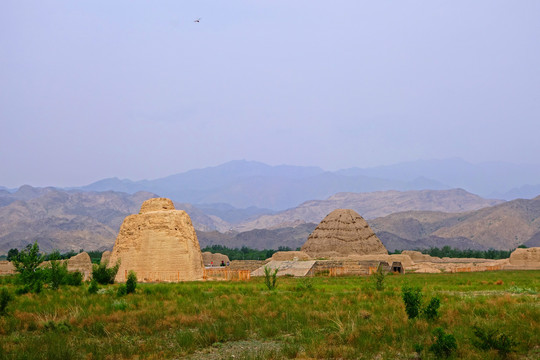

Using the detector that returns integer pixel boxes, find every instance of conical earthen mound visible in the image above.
[108,198,205,282]
[301,209,387,258]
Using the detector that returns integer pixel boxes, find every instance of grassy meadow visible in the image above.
[0,270,539,359]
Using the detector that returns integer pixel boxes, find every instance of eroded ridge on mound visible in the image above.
[301,209,388,258]
[139,197,175,214]
[109,198,204,282]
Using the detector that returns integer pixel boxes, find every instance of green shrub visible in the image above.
[88,279,99,294]
[47,261,67,290]
[32,280,42,294]
[429,327,457,358]
[126,271,137,294]
[66,271,83,286]
[112,299,128,311]
[43,261,83,288]
[117,284,127,297]
[0,288,13,316]
[11,242,44,293]
[423,296,441,320]
[402,286,422,319]
[373,265,386,291]
[294,277,314,291]
[263,266,278,291]
[92,261,120,285]
[43,320,71,332]
[472,325,517,358]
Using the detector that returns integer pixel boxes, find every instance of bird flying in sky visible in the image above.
[194,18,200,23]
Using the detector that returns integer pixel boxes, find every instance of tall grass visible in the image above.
[0,270,537,359]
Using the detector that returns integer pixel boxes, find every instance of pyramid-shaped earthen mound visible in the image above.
[301,209,388,258]
[108,198,205,282]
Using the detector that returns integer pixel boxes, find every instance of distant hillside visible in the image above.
[234,189,503,231]
[197,223,317,250]
[0,187,229,253]
[370,195,540,251]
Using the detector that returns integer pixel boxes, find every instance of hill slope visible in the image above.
[370,195,540,250]
[0,187,229,253]
[235,189,503,231]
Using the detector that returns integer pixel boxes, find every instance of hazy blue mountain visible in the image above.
[498,184,540,201]
[338,158,540,199]
[78,160,449,210]
[194,203,275,224]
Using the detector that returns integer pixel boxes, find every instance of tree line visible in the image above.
[201,245,297,261]
[391,245,527,259]
[5,248,103,264]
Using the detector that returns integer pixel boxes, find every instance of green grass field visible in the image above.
[0,270,539,359]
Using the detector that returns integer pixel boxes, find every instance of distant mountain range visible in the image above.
[68,159,540,210]
[1,185,537,253]
[234,189,502,231]
[370,195,540,251]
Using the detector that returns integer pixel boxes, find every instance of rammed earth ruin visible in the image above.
[108,198,205,282]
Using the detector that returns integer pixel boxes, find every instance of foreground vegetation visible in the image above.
[0,270,538,359]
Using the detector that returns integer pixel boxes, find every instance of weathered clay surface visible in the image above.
[0,261,15,275]
[202,252,230,266]
[302,209,388,258]
[66,252,93,280]
[109,198,205,282]
[100,250,111,265]
[271,251,312,261]
[507,247,540,268]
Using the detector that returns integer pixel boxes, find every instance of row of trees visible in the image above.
[201,245,296,260]
[392,245,526,259]
[5,248,103,264]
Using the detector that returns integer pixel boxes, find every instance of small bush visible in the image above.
[430,327,457,358]
[66,271,83,286]
[423,296,441,320]
[402,286,422,319]
[117,284,127,297]
[263,266,278,291]
[46,261,68,290]
[43,320,71,332]
[0,288,13,316]
[92,261,119,285]
[32,280,42,294]
[88,279,98,294]
[112,299,128,311]
[472,326,517,358]
[413,343,424,355]
[126,271,137,294]
[294,277,314,291]
[372,266,386,291]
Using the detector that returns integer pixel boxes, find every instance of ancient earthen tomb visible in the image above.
[202,252,230,267]
[108,198,205,282]
[301,209,388,258]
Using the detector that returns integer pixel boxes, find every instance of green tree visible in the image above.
[6,248,19,261]
[11,242,44,293]
[47,261,67,290]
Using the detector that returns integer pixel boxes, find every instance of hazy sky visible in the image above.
[1,1,539,187]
